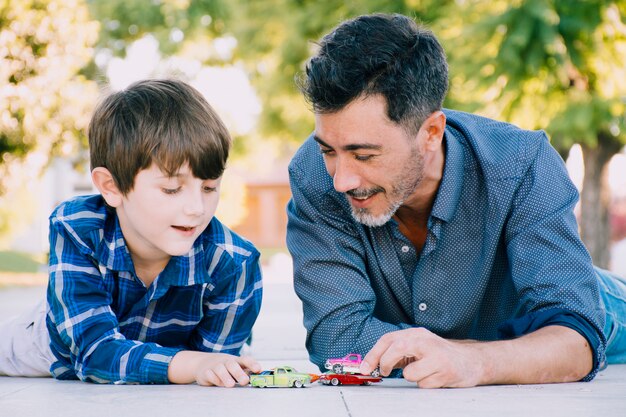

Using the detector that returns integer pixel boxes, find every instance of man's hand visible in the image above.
[359,325,593,388]
[168,351,262,387]
[359,327,484,388]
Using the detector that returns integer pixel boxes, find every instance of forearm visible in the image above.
[473,325,593,385]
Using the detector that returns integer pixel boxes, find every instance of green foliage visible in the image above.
[86,0,231,59]
[0,0,99,238]
[0,0,99,172]
[228,0,453,147]
[446,0,626,153]
[0,250,45,272]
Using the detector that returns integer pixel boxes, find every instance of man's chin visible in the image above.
[351,209,393,227]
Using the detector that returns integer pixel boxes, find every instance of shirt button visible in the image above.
[418,303,427,311]
[401,245,410,253]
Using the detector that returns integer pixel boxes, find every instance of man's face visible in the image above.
[314,95,426,227]
[115,163,220,264]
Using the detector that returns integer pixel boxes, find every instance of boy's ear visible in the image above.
[92,167,123,208]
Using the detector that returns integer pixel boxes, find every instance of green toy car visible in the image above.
[249,366,317,388]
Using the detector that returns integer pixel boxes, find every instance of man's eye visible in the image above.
[162,187,181,195]
[355,154,374,161]
[320,148,334,156]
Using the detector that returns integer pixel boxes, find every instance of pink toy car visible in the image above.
[324,353,380,377]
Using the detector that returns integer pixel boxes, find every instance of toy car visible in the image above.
[324,353,380,377]
[249,366,318,388]
[318,372,382,386]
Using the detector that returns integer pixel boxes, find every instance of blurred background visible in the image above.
[1,0,626,285]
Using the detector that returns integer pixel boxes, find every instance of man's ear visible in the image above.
[421,110,446,151]
[92,167,123,208]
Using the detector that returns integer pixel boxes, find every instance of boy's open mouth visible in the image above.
[172,226,194,232]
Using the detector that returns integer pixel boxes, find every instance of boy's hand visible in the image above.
[168,351,262,387]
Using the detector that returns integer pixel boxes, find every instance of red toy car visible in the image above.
[318,372,382,386]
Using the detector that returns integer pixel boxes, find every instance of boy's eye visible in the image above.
[203,186,217,193]
[162,187,181,195]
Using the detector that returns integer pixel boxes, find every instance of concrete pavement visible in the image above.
[1,260,625,417]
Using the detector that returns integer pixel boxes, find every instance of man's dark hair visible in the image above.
[89,78,230,194]
[298,13,448,133]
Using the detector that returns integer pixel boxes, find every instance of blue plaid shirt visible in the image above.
[287,109,606,381]
[46,195,262,384]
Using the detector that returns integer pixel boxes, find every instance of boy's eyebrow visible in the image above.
[313,135,382,151]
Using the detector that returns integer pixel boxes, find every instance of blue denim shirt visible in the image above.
[287,109,605,381]
[47,195,262,384]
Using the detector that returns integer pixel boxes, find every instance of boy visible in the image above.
[0,79,263,386]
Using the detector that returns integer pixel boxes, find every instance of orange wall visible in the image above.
[232,183,292,248]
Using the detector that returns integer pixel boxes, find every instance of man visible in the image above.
[286,13,626,388]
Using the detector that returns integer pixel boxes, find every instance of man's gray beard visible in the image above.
[351,199,402,227]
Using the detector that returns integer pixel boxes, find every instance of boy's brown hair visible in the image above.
[88,79,230,194]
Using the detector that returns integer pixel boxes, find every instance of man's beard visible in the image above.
[347,147,424,227]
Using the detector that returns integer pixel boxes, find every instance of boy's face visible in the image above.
[114,162,221,266]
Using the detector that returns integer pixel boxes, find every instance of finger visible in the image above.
[213,363,237,388]
[225,360,251,386]
[415,372,447,389]
[401,359,438,385]
[237,355,262,374]
[377,340,421,376]
[197,369,218,386]
[361,334,396,375]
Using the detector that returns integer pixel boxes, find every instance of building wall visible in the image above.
[232,183,291,249]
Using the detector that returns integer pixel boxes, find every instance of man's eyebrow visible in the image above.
[313,135,381,151]
[313,135,332,149]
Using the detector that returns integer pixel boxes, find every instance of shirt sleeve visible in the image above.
[503,134,606,381]
[497,308,602,379]
[47,221,183,384]
[189,251,263,355]
[287,159,412,371]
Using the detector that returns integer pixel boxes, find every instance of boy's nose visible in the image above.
[183,190,205,216]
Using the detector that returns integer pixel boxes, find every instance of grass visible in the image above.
[0,251,46,273]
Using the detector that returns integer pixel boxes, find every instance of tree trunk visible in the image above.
[580,134,621,268]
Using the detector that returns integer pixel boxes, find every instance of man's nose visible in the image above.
[332,159,360,193]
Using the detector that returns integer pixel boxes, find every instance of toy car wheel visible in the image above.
[370,368,380,378]
[361,381,371,386]
[293,379,303,388]
[257,381,266,388]
[330,378,340,386]
[332,364,343,373]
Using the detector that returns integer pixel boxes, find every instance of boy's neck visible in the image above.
[131,255,170,287]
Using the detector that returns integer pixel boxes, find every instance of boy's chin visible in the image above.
[165,244,196,257]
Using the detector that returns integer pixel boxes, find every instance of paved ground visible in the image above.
[1,259,625,417]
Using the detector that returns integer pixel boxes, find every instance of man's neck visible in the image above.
[393,142,445,251]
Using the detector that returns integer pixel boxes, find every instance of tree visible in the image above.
[228,0,452,147]
[443,0,626,267]
[0,0,99,240]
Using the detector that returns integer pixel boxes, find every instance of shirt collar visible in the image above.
[430,126,465,223]
[95,212,135,273]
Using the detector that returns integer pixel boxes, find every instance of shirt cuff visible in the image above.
[497,308,603,381]
[139,346,184,384]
